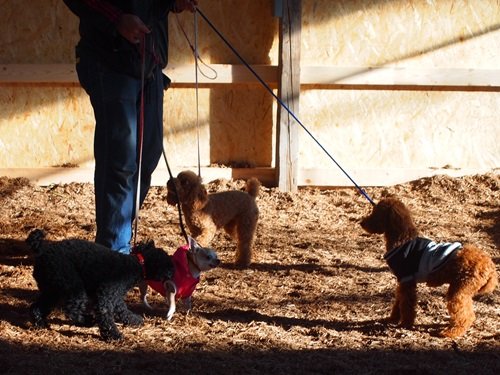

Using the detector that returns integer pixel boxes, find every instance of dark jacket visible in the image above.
[384,237,461,283]
[63,0,176,79]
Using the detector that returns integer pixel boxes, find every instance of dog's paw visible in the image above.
[99,324,124,341]
[124,313,144,327]
[439,326,466,338]
[31,319,50,329]
[101,330,124,342]
[398,320,415,329]
[166,308,175,321]
[379,317,398,327]
[381,311,400,325]
[179,297,192,315]
[30,306,50,329]
[177,304,192,316]
[234,259,251,269]
[73,313,96,328]
[142,299,153,311]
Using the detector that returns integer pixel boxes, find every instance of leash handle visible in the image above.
[174,11,218,80]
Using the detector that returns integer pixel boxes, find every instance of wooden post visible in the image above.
[275,0,301,192]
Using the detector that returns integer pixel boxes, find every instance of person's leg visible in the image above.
[77,55,141,254]
[137,67,165,207]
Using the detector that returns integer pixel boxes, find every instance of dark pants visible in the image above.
[76,54,164,253]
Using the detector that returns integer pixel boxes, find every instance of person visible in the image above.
[63,0,198,254]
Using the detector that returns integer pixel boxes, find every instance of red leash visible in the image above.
[133,35,146,248]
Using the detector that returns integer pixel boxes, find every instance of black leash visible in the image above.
[162,150,190,244]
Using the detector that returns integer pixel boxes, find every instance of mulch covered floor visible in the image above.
[0,173,498,374]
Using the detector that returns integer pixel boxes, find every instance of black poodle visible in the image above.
[26,229,174,341]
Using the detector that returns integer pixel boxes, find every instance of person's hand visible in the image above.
[116,14,151,44]
[174,0,198,13]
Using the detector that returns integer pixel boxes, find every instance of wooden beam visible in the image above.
[1,166,496,188]
[1,64,498,91]
[299,66,500,91]
[298,168,500,187]
[275,0,301,192]
[167,64,278,88]
[0,63,278,87]
[0,167,277,187]
[0,64,80,86]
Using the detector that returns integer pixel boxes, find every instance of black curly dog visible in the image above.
[27,229,174,341]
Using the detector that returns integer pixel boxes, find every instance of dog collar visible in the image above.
[186,251,202,274]
[133,252,146,279]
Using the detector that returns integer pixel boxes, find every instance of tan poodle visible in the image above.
[166,170,260,267]
[360,197,497,338]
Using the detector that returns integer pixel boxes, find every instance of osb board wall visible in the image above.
[0,0,77,63]
[0,87,94,168]
[299,0,500,68]
[0,0,499,177]
[0,0,276,169]
[299,90,499,171]
[167,0,276,168]
[296,0,500,171]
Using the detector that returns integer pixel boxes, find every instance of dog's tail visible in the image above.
[26,229,46,255]
[245,178,260,198]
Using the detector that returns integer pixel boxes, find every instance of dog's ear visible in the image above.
[166,178,174,189]
[198,184,208,202]
[193,184,208,209]
[166,178,180,205]
[188,236,201,253]
[360,202,387,234]
[385,199,415,238]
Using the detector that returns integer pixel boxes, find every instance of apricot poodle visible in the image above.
[167,170,260,267]
[360,197,497,338]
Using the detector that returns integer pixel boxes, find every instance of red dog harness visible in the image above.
[147,245,199,299]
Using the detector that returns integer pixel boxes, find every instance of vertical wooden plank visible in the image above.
[275,0,301,192]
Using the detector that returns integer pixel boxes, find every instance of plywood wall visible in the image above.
[165,0,276,168]
[0,0,498,185]
[0,0,276,170]
[0,86,94,167]
[296,0,500,173]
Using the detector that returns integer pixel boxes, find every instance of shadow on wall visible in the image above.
[201,1,277,168]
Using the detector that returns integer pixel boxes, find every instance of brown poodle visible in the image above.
[360,197,497,338]
[166,170,260,267]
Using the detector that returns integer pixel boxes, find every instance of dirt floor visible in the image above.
[0,172,499,374]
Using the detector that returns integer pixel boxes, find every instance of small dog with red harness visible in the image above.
[139,237,220,320]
